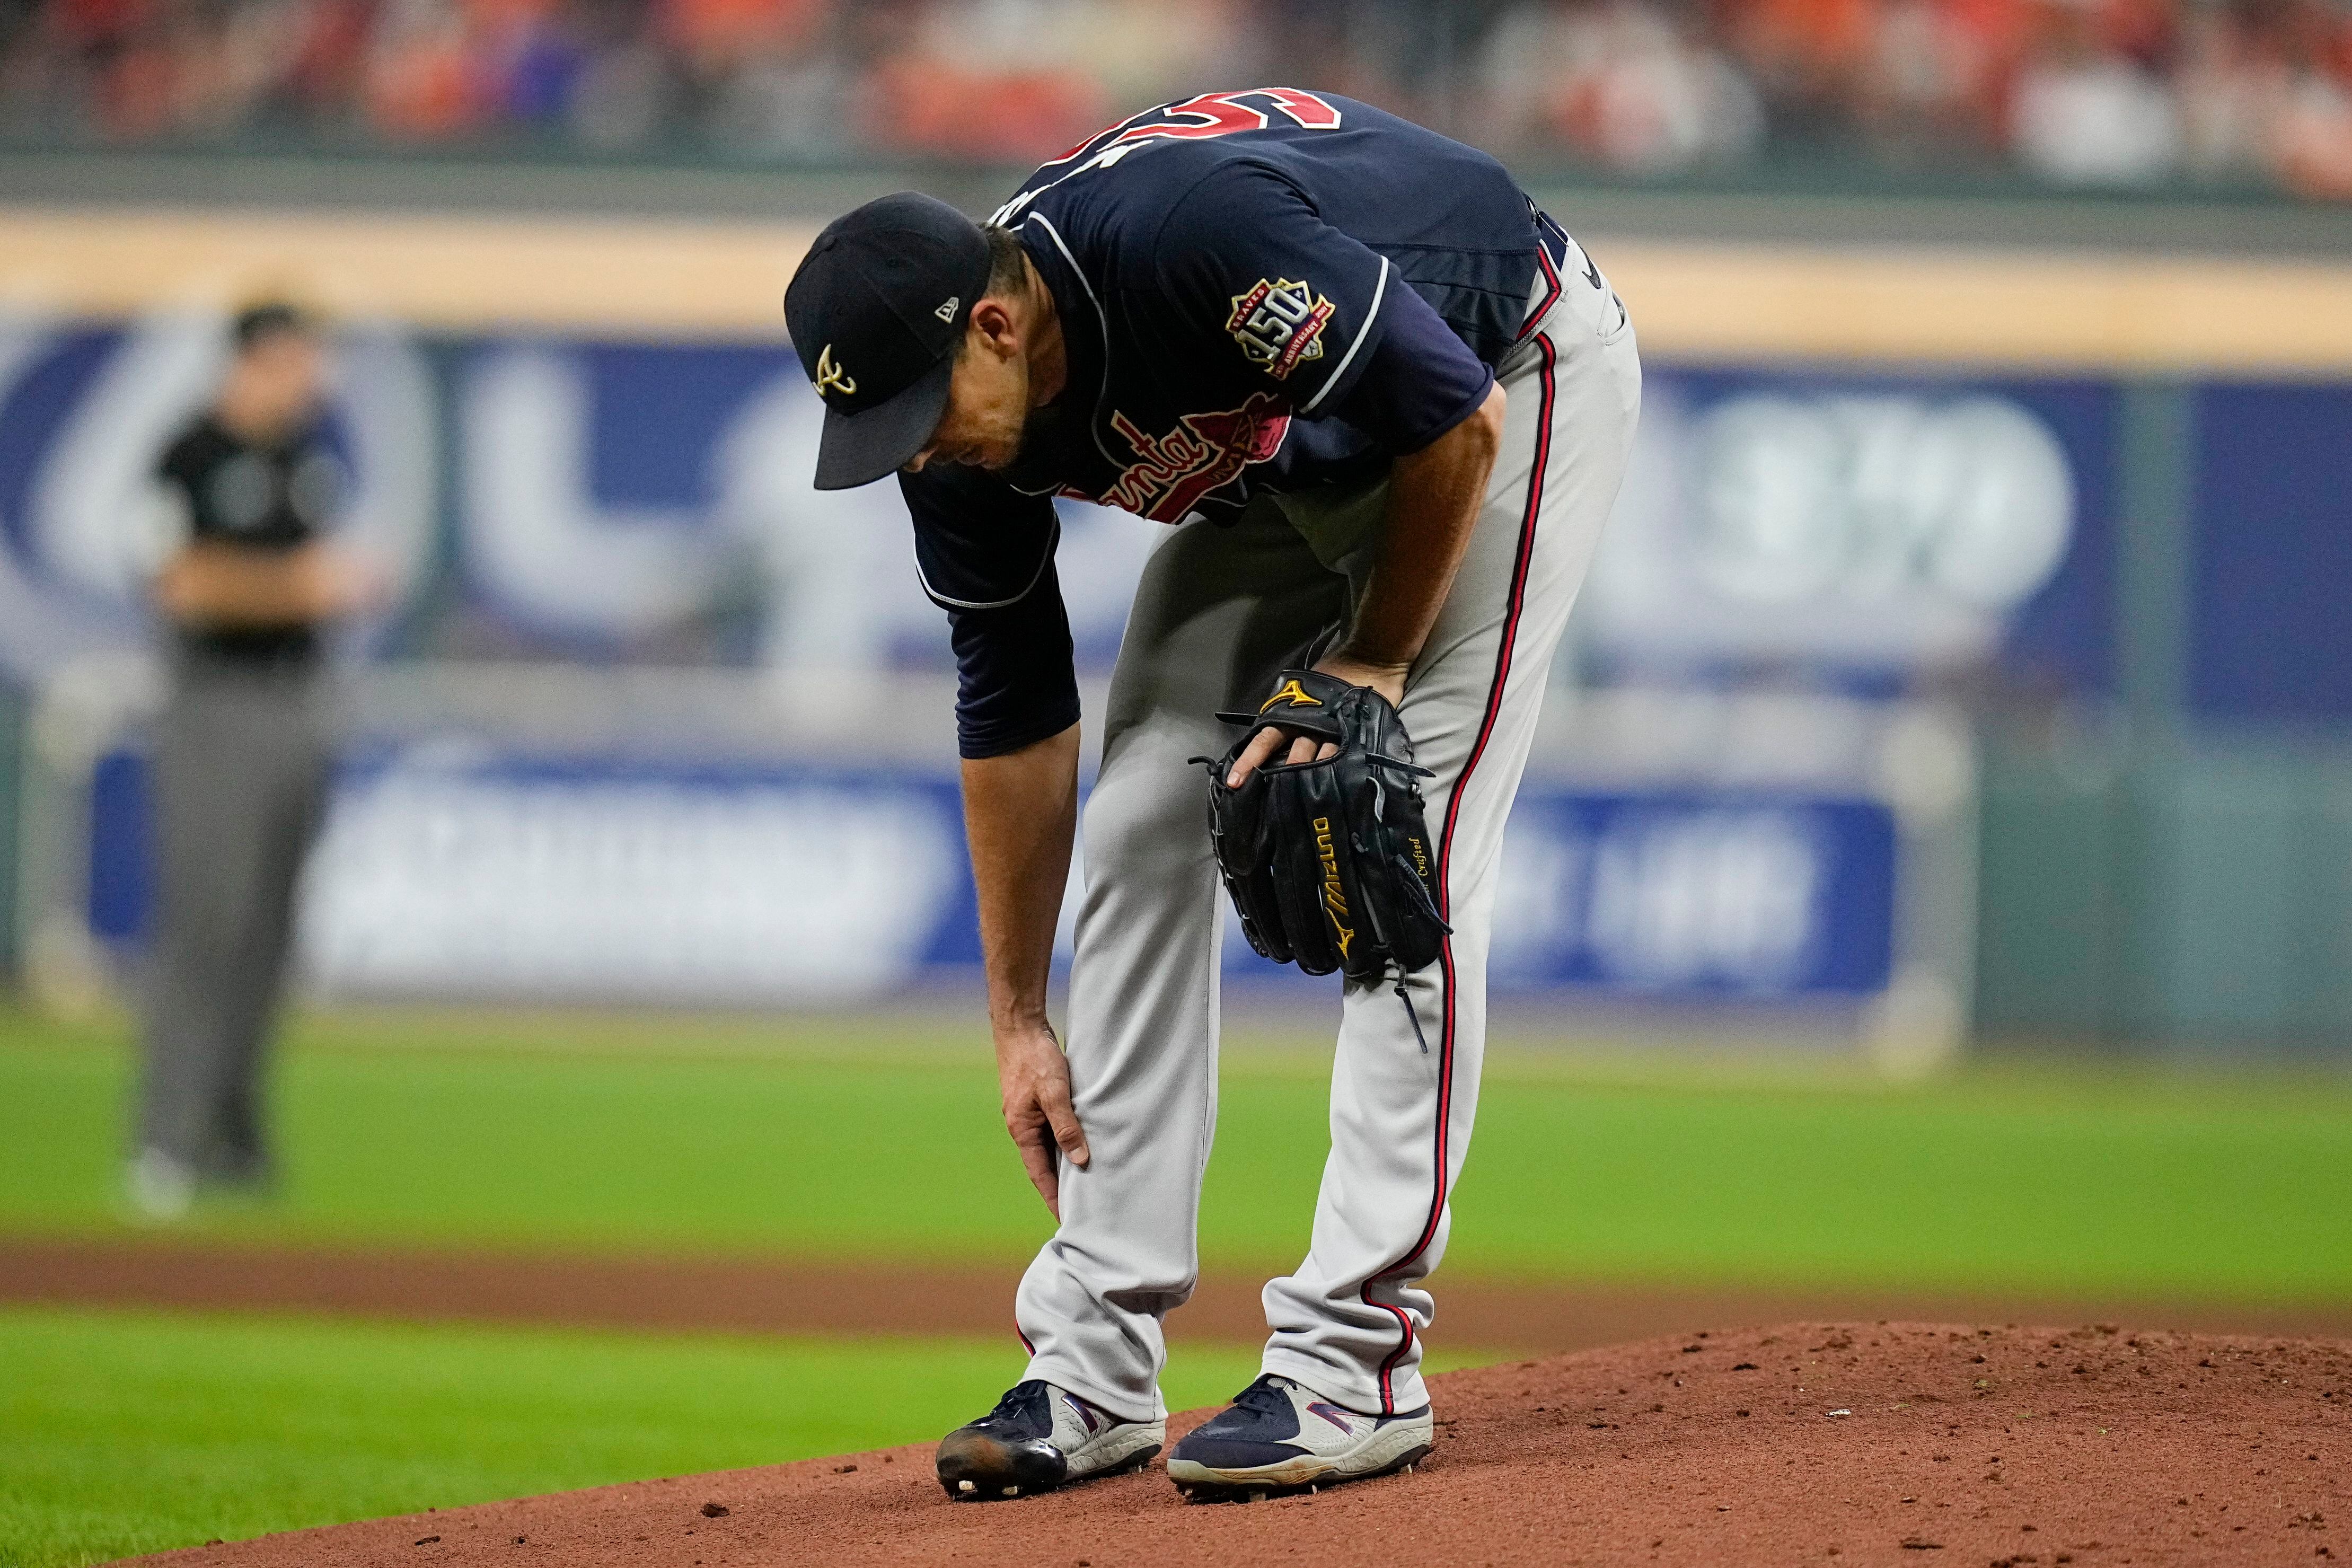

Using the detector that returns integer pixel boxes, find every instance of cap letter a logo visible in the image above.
[815,345,857,400]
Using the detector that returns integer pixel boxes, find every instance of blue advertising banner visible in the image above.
[2189,383,2352,727]
[1,314,2119,701]
[85,748,1896,1006]
[9,312,2351,728]
[1580,364,2118,699]
[1481,788,1895,998]
[0,313,1158,682]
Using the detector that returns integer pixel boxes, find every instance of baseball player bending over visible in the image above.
[783,89,1640,1502]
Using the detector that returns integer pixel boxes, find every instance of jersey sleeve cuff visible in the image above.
[1391,363,1496,456]
[956,697,1082,761]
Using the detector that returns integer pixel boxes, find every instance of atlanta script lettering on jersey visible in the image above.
[1085,393,1293,522]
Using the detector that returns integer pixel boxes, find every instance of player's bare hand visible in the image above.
[1223,655,1408,789]
[996,1020,1088,1219]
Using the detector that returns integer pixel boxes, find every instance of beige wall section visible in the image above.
[1604,241,2352,375]
[3,204,2350,372]
[0,207,817,341]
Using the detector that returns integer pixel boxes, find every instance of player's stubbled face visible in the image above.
[905,329,1031,474]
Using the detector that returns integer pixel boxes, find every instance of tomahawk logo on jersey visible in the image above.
[902,89,1589,760]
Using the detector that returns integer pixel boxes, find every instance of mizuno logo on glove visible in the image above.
[1312,815,1355,960]
[1261,678,1322,712]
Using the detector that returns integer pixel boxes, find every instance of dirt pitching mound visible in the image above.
[132,1323,2349,1568]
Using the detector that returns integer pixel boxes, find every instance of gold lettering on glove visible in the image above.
[1312,814,1355,962]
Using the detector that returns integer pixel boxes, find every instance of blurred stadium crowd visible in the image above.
[1,0,2348,196]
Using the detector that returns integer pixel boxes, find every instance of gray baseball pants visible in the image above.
[1016,250,1641,1421]
[137,651,332,1177]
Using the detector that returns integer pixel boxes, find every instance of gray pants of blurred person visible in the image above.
[137,652,333,1181]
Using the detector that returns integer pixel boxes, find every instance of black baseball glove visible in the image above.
[1197,668,1452,999]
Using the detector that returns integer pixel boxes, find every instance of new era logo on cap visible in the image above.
[782,192,993,490]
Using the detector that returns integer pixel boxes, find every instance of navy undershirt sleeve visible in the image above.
[1332,281,1497,454]
[900,465,1081,760]
[945,567,1080,759]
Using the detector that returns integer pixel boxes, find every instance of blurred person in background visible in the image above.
[2010,0,2185,186]
[126,302,377,1222]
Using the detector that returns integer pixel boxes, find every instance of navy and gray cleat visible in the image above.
[935,1380,1165,1501]
[1165,1374,1434,1500]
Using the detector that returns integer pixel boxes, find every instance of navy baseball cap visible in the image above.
[784,192,993,490]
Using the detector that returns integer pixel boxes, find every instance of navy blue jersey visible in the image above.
[900,91,1573,757]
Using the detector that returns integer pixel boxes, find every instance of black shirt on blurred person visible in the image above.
[149,301,371,671]
[155,410,342,665]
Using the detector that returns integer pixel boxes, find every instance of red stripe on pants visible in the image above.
[1366,330,1558,1413]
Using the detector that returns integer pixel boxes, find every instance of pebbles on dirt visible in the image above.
[128,1323,2348,1568]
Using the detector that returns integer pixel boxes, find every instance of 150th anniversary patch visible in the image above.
[1227,277,1335,380]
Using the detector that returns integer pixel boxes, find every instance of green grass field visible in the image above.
[0,1307,1272,1568]
[5,1003,2351,1566]
[6,1006,2351,1298]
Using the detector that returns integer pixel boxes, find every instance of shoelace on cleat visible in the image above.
[1224,1376,1296,1422]
[982,1380,1050,1429]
